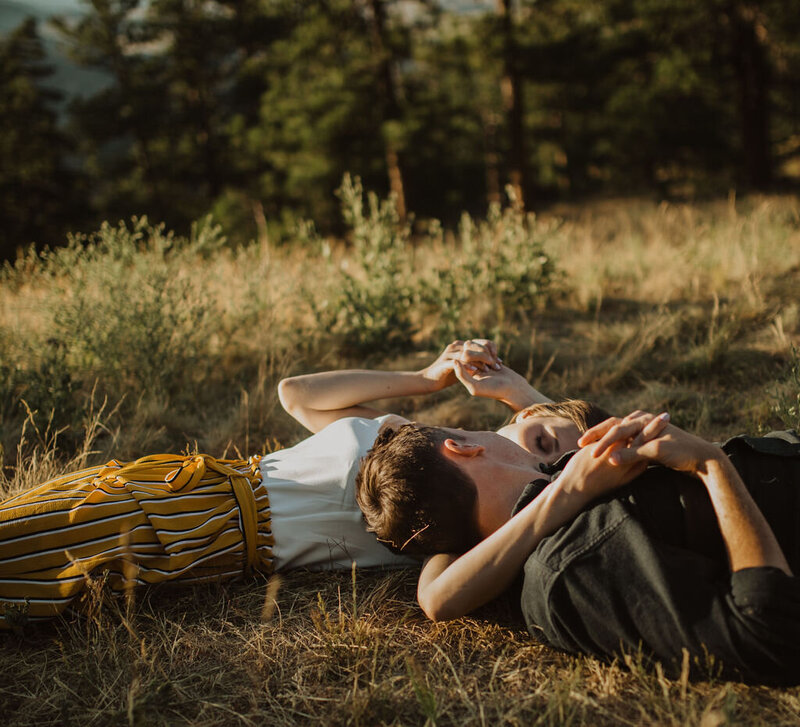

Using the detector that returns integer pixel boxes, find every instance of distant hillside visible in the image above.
[0,0,492,118]
[0,0,111,116]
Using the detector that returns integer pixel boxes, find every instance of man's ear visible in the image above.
[443,438,484,458]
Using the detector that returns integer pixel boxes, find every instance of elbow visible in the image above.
[417,589,458,623]
[277,377,298,415]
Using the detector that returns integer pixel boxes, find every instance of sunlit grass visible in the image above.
[1,192,799,724]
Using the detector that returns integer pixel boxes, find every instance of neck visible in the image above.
[474,466,539,538]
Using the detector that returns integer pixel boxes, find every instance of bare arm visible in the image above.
[700,454,791,574]
[453,362,553,411]
[278,370,437,433]
[278,340,501,433]
[418,476,594,621]
[417,440,654,620]
[581,416,792,575]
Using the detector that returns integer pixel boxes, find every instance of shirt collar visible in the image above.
[512,449,580,516]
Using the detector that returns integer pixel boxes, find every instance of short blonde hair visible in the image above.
[511,399,612,433]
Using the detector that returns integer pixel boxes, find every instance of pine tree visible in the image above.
[0,18,81,257]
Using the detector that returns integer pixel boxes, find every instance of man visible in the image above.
[356,409,800,684]
[357,398,610,555]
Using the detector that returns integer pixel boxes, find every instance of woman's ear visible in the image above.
[443,439,484,457]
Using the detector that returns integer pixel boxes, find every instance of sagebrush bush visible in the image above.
[326,174,416,354]
[307,177,559,354]
[422,194,559,341]
[39,218,218,396]
[0,217,238,456]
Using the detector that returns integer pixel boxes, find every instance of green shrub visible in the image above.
[422,193,559,341]
[310,175,415,355]
[307,178,559,355]
[6,342,75,425]
[0,216,228,441]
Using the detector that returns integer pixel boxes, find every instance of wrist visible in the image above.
[416,368,449,393]
[500,391,539,412]
[517,475,593,545]
[545,471,594,510]
[693,446,728,479]
[501,375,550,411]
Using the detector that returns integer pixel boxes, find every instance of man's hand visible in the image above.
[420,339,501,391]
[579,411,720,476]
[579,410,671,456]
[556,441,648,500]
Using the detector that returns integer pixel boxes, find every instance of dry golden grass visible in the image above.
[3,568,800,726]
[1,195,800,725]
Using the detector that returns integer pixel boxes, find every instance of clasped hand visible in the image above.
[421,338,502,390]
[555,411,673,499]
[578,410,721,477]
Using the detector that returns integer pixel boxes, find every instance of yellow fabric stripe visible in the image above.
[0,452,272,629]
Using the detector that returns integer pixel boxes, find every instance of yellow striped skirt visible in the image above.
[0,453,273,628]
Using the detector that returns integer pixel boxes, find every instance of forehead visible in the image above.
[507,414,577,429]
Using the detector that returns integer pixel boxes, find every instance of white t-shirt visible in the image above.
[259,416,416,571]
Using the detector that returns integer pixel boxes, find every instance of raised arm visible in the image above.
[417,436,662,621]
[453,361,552,411]
[278,339,501,433]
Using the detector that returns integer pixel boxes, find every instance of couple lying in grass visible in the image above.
[2,339,798,684]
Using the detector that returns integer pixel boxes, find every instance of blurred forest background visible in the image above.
[1,0,800,258]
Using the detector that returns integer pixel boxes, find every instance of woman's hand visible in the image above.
[453,362,552,410]
[556,441,648,500]
[419,339,501,391]
[581,410,791,575]
[578,411,718,476]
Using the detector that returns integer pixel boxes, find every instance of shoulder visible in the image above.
[376,413,410,433]
[723,430,800,454]
[315,414,409,454]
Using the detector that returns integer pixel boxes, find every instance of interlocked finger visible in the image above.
[578,416,621,447]
[590,412,664,458]
[460,339,501,370]
[630,412,670,448]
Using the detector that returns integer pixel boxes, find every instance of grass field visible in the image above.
[1,189,799,725]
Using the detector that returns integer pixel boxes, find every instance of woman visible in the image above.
[0,339,569,628]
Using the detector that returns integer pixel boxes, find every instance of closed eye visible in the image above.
[536,434,550,454]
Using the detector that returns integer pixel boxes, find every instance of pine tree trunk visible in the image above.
[497,0,529,208]
[482,111,502,206]
[730,2,772,189]
[367,0,407,221]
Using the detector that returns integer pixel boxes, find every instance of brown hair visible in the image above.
[356,399,612,557]
[355,424,481,557]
